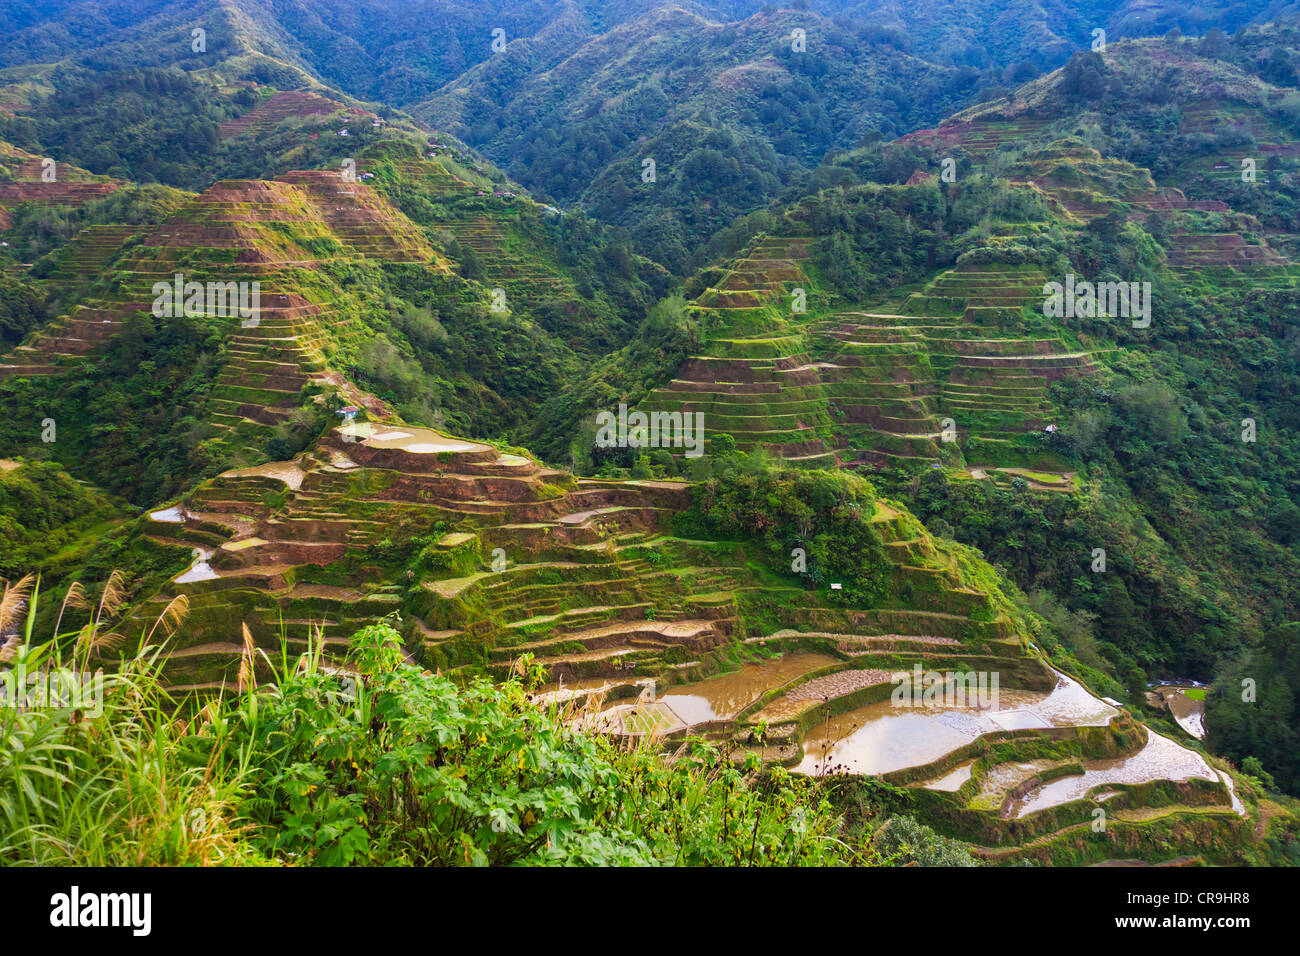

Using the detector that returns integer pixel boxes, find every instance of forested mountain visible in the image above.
[3,0,1293,268]
[412,6,987,269]
[4,0,1289,97]
[1,1,1299,872]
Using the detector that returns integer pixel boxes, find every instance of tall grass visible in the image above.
[0,574,267,865]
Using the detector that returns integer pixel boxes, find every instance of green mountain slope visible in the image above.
[413,6,989,270]
[0,134,664,505]
[587,31,1300,796]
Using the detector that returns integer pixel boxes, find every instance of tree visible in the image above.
[1062,51,1107,101]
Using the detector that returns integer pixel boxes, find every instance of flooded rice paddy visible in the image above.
[336,423,488,454]
[795,671,1117,776]
[751,667,895,723]
[562,651,1234,816]
[923,761,975,792]
[587,653,836,735]
[221,460,306,490]
[1010,731,1217,817]
[175,548,217,583]
[657,653,837,724]
[1150,685,1207,739]
[533,675,655,706]
[966,759,1063,810]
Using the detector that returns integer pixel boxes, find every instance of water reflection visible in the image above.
[796,671,1116,776]
[1011,731,1217,817]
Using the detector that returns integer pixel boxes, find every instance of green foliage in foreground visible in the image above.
[224,626,849,865]
[0,614,975,867]
[870,814,981,867]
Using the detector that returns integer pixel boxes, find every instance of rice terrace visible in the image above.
[0,0,1296,930]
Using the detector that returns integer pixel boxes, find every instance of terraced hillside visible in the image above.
[102,406,1257,864]
[640,97,1300,482]
[639,232,1097,474]
[825,263,1097,471]
[0,142,668,501]
[0,168,452,459]
[218,89,369,139]
[361,148,628,322]
[1172,99,1300,185]
[38,224,138,288]
[124,415,1039,693]
[896,38,1300,281]
[1008,139,1296,284]
[131,421,754,691]
[894,37,1272,163]
[640,234,842,464]
[0,141,120,229]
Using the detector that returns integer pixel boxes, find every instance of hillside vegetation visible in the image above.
[2,4,1300,868]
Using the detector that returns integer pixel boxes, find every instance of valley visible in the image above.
[0,2,1298,873]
